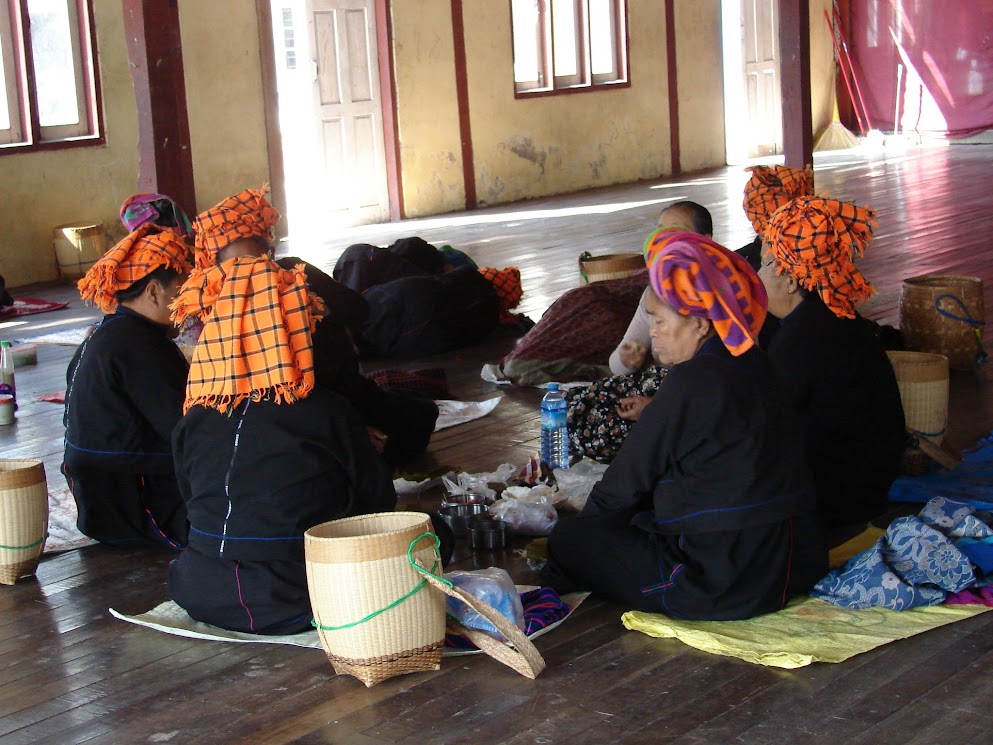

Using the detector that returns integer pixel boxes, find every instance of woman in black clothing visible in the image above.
[542,230,826,620]
[759,196,905,533]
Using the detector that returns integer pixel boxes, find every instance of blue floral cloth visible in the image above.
[888,433,993,509]
[812,497,993,610]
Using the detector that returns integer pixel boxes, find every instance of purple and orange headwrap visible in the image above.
[192,185,280,270]
[742,165,814,234]
[643,229,768,357]
[764,196,876,319]
[120,193,194,239]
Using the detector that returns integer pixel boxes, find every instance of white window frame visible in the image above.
[0,0,101,151]
[511,0,628,96]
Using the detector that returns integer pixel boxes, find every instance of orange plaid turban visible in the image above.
[742,165,814,234]
[479,266,523,325]
[77,225,191,314]
[644,229,767,357]
[764,196,876,319]
[192,185,280,269]
[171,257,325,414]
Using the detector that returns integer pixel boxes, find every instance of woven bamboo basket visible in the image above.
[305,512,445,687]
[578,252,645,283]
[886,351,949,445]
[0,459,48,585]
[52,222,107,280]
[899,274,985,370]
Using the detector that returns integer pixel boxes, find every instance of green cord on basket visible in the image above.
[311,531,448,632]
[0,535,46,551]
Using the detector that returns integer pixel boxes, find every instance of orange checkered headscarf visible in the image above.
[171,257,325,414]
[644,229,767,357]
[192,185,280,269]
[478,266,523,324]
[764,196,876,319]
[77,225,191,314]
[742,165,814,234]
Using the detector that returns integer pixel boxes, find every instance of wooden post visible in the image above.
[778,0,813,179]
[122,0,196,217]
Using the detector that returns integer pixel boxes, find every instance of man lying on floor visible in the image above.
[64,226,192,549]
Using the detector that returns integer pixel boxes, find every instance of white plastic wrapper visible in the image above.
[551,459,609,512]
[442,463,518,502]
[489,496,558,536]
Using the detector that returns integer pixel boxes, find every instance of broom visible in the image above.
[815,97,860,151]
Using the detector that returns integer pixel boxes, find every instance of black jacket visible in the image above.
[768,296,905,528]
[173,386,397,562]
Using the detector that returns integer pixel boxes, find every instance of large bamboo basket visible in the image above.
[52,222,107,280]
[899,274,985,370]
[578,252,645,283]
[0,460,48,585]
[305,512,445,687]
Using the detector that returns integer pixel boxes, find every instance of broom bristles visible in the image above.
[815,121,861,151]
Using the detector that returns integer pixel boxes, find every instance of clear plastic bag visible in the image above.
[442,463,518,502]
[551,459,609,512]
[444,568,525,640]
[489,496,558,536]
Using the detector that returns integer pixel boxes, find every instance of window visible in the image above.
[0,0,101,150]
[511,0,628,95]
[282,6,297,70]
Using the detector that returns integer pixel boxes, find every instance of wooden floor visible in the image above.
[1,143,992,744]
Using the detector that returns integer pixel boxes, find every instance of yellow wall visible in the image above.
[0,0,270,288]
[810,0,836,141]
[676,0,726,172]
[0,0,138,287]
[394,1,682,215]
[178,0,270,214]
[389,0,466,216]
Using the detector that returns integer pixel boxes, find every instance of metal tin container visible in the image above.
[467,518,508,551]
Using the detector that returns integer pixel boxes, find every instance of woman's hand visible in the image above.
[366,426,389,454]
[616,395,651,421]
[618,341,648,371]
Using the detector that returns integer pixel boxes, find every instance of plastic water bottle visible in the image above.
[0,341,15,413]
[540,383,570,470]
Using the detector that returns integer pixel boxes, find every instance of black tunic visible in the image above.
[63,309,189,548]
[542,338,826,620]
[768,295,905,530]
[168,387,397,634]
[277,257,439,465]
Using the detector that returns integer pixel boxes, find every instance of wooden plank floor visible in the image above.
[1,143,992,744]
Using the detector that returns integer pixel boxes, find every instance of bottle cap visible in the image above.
[547,382,559,391]
[0,341,10,348]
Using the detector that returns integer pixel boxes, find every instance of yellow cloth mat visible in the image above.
[621,526,990,668]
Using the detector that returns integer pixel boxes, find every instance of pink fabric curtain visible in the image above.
[848,0,993,137]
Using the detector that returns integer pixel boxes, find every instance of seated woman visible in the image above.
[168,254,398,634]
[64,226,192,549]
[759,196,905,533]
[566,201,713,463]
[188,186,439,465]
[542,230,826,620]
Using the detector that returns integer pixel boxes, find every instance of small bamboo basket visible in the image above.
[0,460,49,585]
[52,222,107,280]
[886,351,959,473]
[305,512,446,687]
[305,512,546,687]
[899,274,985,370]
[578,252,645,283]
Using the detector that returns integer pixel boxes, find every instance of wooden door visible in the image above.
[308,0,389,226]
[742,0,782,157]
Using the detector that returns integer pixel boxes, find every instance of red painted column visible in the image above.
[122,0,196,216]
[778,0,814,179]
[664,0,680,175]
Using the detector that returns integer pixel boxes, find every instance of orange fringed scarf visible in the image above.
[742,165,814,234]
[764,196,876,319]
[644,229,768,357]
[478,266,523,324]
[192,185,280,269]
[77,225,191,314]
[171,256,326,414]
